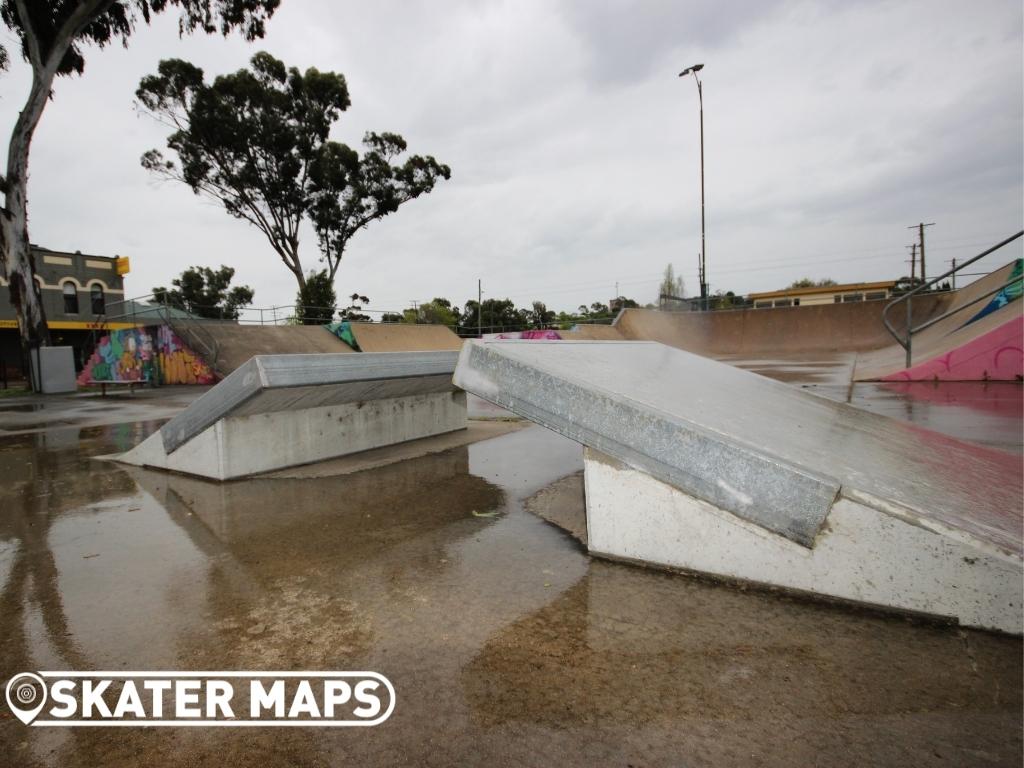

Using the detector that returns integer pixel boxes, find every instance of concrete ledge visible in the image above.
[584,449,1023,634]
[454,340,1022,558]
[118,351,466,480]
[455,340,838,546]
[454,339,1022,631]
[159,351,460,454]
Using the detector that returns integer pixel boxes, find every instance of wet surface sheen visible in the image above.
[0,413,1021,766]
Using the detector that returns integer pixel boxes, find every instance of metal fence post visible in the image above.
[905,294,912,369]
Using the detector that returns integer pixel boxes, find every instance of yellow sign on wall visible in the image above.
[115,256,131,276]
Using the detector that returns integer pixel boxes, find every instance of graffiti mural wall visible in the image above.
[77,326,217,386]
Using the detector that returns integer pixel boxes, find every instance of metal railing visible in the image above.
[882,230,1023,368]
[88,294,620,337]
[90,294,222,375]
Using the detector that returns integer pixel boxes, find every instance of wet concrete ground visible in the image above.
[0,392,1021,766]
[722,353,1023,453]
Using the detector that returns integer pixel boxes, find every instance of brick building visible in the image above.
[0,245,131,377]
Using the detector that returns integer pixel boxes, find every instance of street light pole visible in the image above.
[679,63,707,310]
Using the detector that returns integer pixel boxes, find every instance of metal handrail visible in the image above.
[157,300,221,373]
[882,230,1023,368]
[88,294,222,376]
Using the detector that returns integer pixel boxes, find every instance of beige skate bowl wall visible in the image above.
[182,322,463,376]
[614,295,951,356]
[612,259,1022,381]
[349,322,464,353]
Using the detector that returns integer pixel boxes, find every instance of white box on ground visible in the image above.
[31,346,77,394]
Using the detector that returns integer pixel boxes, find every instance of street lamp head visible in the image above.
[678,63,704,77]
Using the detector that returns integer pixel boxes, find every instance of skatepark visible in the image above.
[79,252,1021,629]
[1,253,1021,764]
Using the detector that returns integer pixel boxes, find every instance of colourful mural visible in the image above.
[882,316,1023,382]
[962,258,1023,328]
[77,325,217,386]
[485,330,562,340]
[325,320,360,350]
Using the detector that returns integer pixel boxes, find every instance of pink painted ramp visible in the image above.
[882,316,1023,382]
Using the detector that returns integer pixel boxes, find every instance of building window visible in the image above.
[841,293,864,303]
[793,298,801,306]
[865,291,886,300]
[90,284,105,314]
[754,301,772,309]
[62,282,79,314]
[833,295,842,303]
[773,299,792,308]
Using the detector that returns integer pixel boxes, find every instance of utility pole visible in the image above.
[477,279,482,337]
[908,222,935,281]
[950,258,956,290]
[906,243,917,282]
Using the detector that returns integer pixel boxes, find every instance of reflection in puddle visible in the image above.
[0,414,1020,766]
[808,380,1023,452]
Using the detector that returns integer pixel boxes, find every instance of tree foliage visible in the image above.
[295,270,336,324]
[415,297,458,326]
[338,292,371,321]
[460,298,525,332]
[137,52,451,291]
[658,263,685,300]
[0,1,278,80]
[787,277,837,289]
[152,264,254,319]
[0,0,279,357]
[527,300,555,329]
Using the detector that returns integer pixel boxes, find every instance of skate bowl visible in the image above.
[117,351,466,480]
[611,259,1023,382]
[613,296,949,356]
[454,339,1023,633]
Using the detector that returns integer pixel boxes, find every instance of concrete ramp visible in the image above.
[119,351,465,480]
[453,339,1023,632]
[349,322,464,352]
[560,324,626,341]
[613,297,949,356]
[182,323,354,375]
[176,322,463,377]
[855,259,1023,381]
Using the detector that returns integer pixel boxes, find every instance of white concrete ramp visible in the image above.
[119,351,466,480]
[453,340,1023,633]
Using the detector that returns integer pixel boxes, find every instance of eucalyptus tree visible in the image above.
[138,52,451,292]
[0,0,279,352]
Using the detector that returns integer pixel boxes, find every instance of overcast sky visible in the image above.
[1,0,1021,316]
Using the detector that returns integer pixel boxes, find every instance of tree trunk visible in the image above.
[1,62,59,356]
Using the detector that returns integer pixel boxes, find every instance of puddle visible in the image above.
[0,413,1020,766]
[0,403,43,413]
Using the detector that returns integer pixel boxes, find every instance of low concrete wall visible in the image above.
[122,390,467,480]
[584,449,1023,634]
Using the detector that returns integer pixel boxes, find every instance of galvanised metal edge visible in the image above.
[454,341,840,547]
[160,351,460,455]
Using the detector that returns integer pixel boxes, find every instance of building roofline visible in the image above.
[749,280,897,300]
[30,244,119,262]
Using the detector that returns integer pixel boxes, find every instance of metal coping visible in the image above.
[453,340,843,548]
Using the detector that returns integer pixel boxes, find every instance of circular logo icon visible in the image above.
[5,673,48,725]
